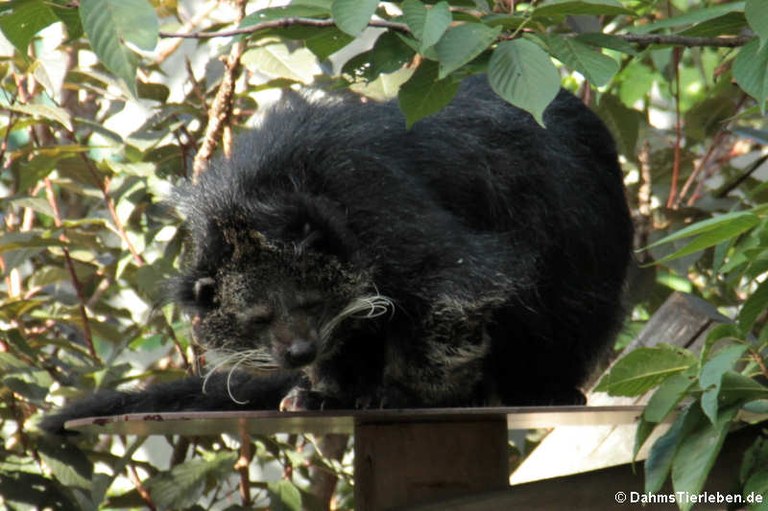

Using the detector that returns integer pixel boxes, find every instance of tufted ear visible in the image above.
[281,194,357,261]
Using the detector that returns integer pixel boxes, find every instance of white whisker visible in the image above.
[321,294,394,340]
[226,356,250,405]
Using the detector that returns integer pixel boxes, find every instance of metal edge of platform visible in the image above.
[65,405,649,436]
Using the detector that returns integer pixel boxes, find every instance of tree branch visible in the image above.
[158,17,409,40]
[158,16,753,48]
[618,33,753,48]
[191,0,249,181]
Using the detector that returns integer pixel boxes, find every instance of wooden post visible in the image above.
[353,416,509,510]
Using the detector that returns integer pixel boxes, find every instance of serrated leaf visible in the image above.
[79,0,158,97]
[734,38,768,111]
[671,405,738,511]
[331,0,378,36]
[746,0,768,42]
[539,34,619,86]
[435,23,501,79]
[488,38,560,126]
[402,0,452,53]
[700,344,747,424]
[595,345,697,397]
[398,61,459,128]
[0,0,59,54]
[146,452,237,509]
[532,0,634,18]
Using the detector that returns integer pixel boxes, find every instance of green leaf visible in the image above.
[575,33,638,55]
[242,44,320,84]
[746,0,768,42]
[594,93,643,158]
[734,38,768,110]
[304,27,355,60]
[0,0,59,54]
[678,12,747,37]
[633,416,658,461]
[488,38,560,126]
[240,5,331,27]
[630,2,746,34]
[268,480,303,511]
[343,31,415,81]
[700,344,747,424]
[595,345,697,397]
[717,371,768,405]
[402,0,452,53]
[332,0,379,36]
[5,103,73,132]
[398,61,459,128]
[739,279,768,331]
[646,210,761,264]
[532,0,634,18]
[645,404,692,494]
[79,0,158,96]
[644,369,697,423]
[37,437,93,490]
[435,23,501,79]
[671,405,738,511]
[539,34,619,86]
[146,452,237,509]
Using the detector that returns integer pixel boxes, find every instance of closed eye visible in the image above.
[193,277,217,308]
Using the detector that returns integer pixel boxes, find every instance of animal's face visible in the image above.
[189,267,350,370]
[176,227,386,372]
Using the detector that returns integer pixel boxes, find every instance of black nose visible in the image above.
[285,340,317,367]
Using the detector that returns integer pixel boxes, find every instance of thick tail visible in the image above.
[40,370,301,436]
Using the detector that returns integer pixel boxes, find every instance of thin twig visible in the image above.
[159,17,408,40]
[158,15,753,49]
[191,0,249,179]
[666,47,683,209]
[618,33,752,48]
[43,178,99,360]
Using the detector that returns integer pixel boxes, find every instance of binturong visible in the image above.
[41,75,634,435]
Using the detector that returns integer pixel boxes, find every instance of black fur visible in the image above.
[42,76,633,435]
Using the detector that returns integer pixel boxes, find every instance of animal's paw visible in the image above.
[279,387,340,411]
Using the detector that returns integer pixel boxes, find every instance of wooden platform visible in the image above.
[67,406,650,510]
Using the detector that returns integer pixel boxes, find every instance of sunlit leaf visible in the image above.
[331,0,378,36]
[79,0,158,96]
[488,38,560,126]
[538,34,619,86]
[0,0,59,54]
[595,345,697,397]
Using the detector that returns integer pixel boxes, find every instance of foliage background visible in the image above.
[0,0,767,509]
